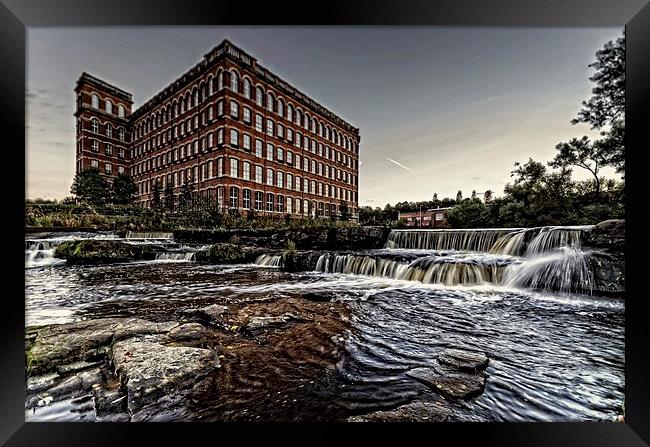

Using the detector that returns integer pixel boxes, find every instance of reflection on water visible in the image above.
[25,256,624,422]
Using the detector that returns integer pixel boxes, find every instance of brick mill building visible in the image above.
[74,39,360,219]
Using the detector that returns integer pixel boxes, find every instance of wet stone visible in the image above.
[347,401,452,422]
[438,348,489,372]
[243,313,307,335]
[27,372,60,393]
[165,323,209,342]
[181,304,228,326]
[406,366,486,400]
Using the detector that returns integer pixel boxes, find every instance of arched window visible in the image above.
[117,105,125,118]
[230,70,239,92]
[105,100,112,114]
[255,86,264,107]
[91,94,99,109]
[218,71,224,90]
[287,104,294,122]
[208,76,214,96]
[243,78,251,99]
[277,99,284,117]
[91,119,99,134]
[193,89,199,108]
[296,110,302,126]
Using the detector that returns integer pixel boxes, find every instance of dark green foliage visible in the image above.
[339,200,350,221]
[70,168,111,205]
[112,173,137,205]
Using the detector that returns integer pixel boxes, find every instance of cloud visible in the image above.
[386,158,414,173]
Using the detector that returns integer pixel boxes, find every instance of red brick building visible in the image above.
[74,39,360,219]
[398,207,451,228]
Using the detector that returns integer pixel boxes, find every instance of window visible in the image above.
[286,197,292,214]
[295,198,301,215]
[105,100,112,114]
[303,178,309,193]
[230,187,239,209]
[105,163,112,174]
[217,100,224,116]
[119,147,125,159]
[243,107,251,124]
[266,193,274,212]
[243,78,251,99]
[230,101,239,119]
[287,151,293,165]
[91,94,99,109]
[266,168,273,186]
[243,134,251,151]
[218,71,224,90]
[230,70,239,92]
[435,212,444,221]
[277,147,284,162]
[105,144,113,156]
[277,195,284,213]
[255,165,263,183]
[91,140,99,152]
[119,128,125,142]
[311,180,316,195]
[266,119,274,136]
[277,99,284,117]
[277,124,284,139]
[295,132,301,148]
[217,158,224,177]
[243,189,251,209]
[230,129,239,146]
[287,104,293,122]
[255,139,263,158]
[255,191,263,211]
[105,123,113,138]
[266,143,274,161]
[207,160,214,179]
[287,128,293,142]
[276,171,283,188]
[295,176,301,192]
[90,159,99,168]
[255,114,263,133]
[118,166,125,174]
[243,161,251,180]
[217,128,224,144]
[295,154,301,169]
[230,158,238,178]
[208,106,214,121]
[286,174,293,190]
[91,119,99,134]
[255,86,264,107]
[208,132,214,148]
[303,157,309,171]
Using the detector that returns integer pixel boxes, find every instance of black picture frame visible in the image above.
[2,0,649,445]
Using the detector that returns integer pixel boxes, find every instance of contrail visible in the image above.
[386,158,414,172]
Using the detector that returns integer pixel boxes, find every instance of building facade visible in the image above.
[74,39,360,219]
[398,207,451,228]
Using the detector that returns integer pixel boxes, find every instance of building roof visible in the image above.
[75,72,133,101]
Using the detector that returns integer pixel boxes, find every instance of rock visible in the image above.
[165,323,209,342]
[57,360,103,375]
[193,243,264,264]
[243,313,307,335]
[112,338,219,414]
[45,375,83,398]
[27,318,179,375]
[27,372,60,393]
[93,387,127,415]
[98,412,131,422]
[438,349,489,372]
[54,239,155,265]
[280,251,324,272]
[583,219,624,253]
[181,304,228,325]
[347,401,452,422]
[406,366,486,400]
[78,368,103,391]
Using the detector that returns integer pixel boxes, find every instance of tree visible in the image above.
[566,32,625,175]
[483,190,493,204]
[339,200,350,221]
[152,181,162,213]
[471,190,477,200]
[112,173,137,205]
[164,182,175,212]
[549,136,609,198]
[179,177,195,211]
[71,168,111,205]
[456,190,463,203]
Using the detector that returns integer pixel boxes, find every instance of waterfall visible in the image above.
[255,254,283,267]
[155,252,195,261]
[125,231,174,240]
[524,226,591,256]
[314,253,512,286]
[489,230,530,256]
[25,240,65,268]
[502,247,596,294]
[387,229,519,251]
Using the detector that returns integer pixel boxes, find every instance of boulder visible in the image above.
[347,401,452,422]
[181,304,229,326]
[406,366,486,400]
[54,239,155,265]
[165,323,210,342]
[438,348,489,372]
[112,338,219,415]
[193,243,265,264]
[582,219,624,253]
[243,313,308,336]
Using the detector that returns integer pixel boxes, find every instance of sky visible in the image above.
[26,27,623,206]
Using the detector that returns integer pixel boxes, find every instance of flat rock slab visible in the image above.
[181,304,228,325]
[112,338,219,414]
[165,323,209,342]
[28,318,179,375]
[406,366,486,400]
[347,401,452,422]
[243,312,307,335]
[438,349,489,372]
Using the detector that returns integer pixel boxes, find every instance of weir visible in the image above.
[125,231,174,240]
[255,254,283,267]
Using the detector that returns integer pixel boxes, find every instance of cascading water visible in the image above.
[320,225,603,294]
[255,254,283,267]
[125,231,174,240]
[25,240,65,268]
[155,252,196,261]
